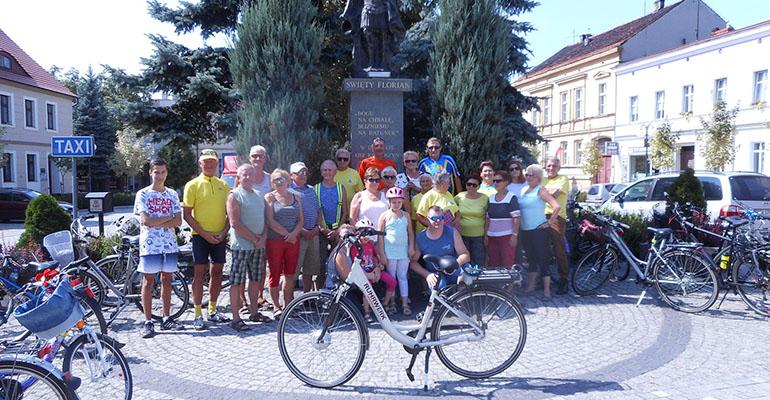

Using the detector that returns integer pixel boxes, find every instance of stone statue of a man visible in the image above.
[342,0,406,77]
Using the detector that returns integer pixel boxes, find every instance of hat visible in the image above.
[290,162,308,174]
[199,149,219,161]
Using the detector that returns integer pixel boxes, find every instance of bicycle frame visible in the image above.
[333,258,483,350]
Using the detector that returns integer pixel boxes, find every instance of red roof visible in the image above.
[523,1,680,78]
[0,27,76,98]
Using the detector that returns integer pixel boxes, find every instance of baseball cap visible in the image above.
[199,149,219,161]
[290,162,308,174]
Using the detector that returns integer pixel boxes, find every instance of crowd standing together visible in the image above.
[132,137,572,337]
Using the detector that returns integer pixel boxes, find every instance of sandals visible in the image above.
[385,303,397,315]
[257,299,274,311]
[402,304,412,316]
[249,313,272,323]
[229,319,250,331]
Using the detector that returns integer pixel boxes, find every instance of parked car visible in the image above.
[0,188,74,222]
[585,183,626,204]
[600,171,770,221]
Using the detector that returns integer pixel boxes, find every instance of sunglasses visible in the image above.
[466,182,479,187]
[250,154,265,159]
[525,174,535,178]
[337,157,349,161]
[404,159,417,164]
[272,177,287,185]
[509,166,521,171]
[493,179,504,184]
[383,175,396,180]
[429,215,446,222]
[367,178,381,183]
[292,170,307,176]
[427,146,441,150]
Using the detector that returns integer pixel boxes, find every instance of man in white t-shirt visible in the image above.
[134,158,183,338]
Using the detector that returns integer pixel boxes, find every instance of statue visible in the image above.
[341,0,406,77]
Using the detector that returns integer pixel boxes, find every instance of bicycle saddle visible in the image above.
[423,255,459,274]
[646,227,673,237]
[27,260,60,273]
[719,216,749,228]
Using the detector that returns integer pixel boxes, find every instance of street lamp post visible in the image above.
[643,124,651,176]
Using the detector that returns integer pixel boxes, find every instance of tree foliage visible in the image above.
[158,142,197,191]
[700,101,739,171]
[668,168,706,209]
[649,122,678,171]
[18,194,72,247]
[581,141,603,180]
[430,0,539,174]
[73,68,116,191]
[111,127,154,182]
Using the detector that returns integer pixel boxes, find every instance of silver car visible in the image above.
[585,183,626,205]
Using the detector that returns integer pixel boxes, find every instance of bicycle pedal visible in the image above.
[415,312,423,323]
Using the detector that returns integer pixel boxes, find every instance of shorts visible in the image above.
[138,253,179,274]
[297,236,321,277]
[230,249,265,286]
[192,235,227,265]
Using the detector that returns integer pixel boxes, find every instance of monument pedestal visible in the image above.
[343,78,413,168]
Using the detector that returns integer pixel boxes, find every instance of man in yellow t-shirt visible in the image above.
[333,148,363,210]
[183,149,231,330]
[543,158,570,295]
[416,172,461,231]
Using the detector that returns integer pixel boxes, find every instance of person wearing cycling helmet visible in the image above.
[377,187,416,315]
[351,218,396,322]
[410,205,470,290]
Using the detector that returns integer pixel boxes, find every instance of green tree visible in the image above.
[649,122,679,171]
[700,101,739,171]
[230,0,327,171]
[668,168,706,209]
[111,127,154,191]
[74,68,116,191]
[430,0,539,173]
[18,194,72,247]
[581,142,603,182]
[158,142,197,191]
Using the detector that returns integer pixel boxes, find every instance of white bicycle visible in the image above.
[276,228,527,389]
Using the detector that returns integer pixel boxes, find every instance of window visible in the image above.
[560,141,568,165]
[682,85,694,113]
[46,103,57,131]
[26,154,37,182]
[651,178,675,201]
[729,175,770,201]
[629,96,639,122]
[714,78,727,104]
[0,94,10,125]
[752,142,766,174]
[1,153,14,183]
[560,91,568,122]
[24,99,36,128]
[532,107,539,126]
[622,179,655,202]
[574,140,583,164]
[0,55,10,69]
[698,177,723,201]
[598,83,606,116]
[655,91,666,119]
[754,70,768,104]
[574,88,583,120]
[542,97,550,125]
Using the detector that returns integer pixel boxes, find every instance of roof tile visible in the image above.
[0,27,76,98]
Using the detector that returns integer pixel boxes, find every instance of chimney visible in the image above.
[710,25,735,37]
[654,0,665,11]
[580,33,593,46]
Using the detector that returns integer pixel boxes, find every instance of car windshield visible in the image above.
[587,186,599,195]
[24,191,41,199]
[610,184,626,194]
[729,175,770,201]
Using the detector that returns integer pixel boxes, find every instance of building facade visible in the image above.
[613,21,770,182]
[1,28,76,194]
[515,0,725,188]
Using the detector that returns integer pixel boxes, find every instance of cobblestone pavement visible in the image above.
[3,278,770,400]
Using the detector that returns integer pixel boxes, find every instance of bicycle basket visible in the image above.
[42,231,74,267]
[13,278,83,339]
[579,219,607,243]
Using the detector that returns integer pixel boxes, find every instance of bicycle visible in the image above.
[0,355,78,400]
[566,196,629,282]
[570,205,719,313]
[276,227,527,389]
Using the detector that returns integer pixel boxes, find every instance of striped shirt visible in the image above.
[486,191,520,237]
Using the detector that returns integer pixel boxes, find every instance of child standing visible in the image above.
[377,187,416,315]
[351,218,397,321]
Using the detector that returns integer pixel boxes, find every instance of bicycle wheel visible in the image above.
[95,254,131,286]
[732,256,770,316]
[652,249,718,313]
[0,358,74,400]
[73,269,107,307]
[277,291,367,388]
[62,333,132,400]
[80,296,108,335]
[571,246,619,295]
[126,270,189,321]
[431,287,526,378]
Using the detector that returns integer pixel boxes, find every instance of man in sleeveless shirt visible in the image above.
[409,205,470,290]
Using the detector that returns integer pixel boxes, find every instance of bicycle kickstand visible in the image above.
[635,289,647,307]
[715,289,729,310]
[423,347,432,391]
[405,353,418,382]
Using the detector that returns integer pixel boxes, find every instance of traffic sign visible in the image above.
[604,141,619,156]
[51,136,94,157]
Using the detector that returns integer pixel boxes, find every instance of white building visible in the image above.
[613,20,770,182]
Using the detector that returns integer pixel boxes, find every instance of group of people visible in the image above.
[131,136,573,337]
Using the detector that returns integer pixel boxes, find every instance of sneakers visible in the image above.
[207,311,231,323]
[192,316,206,331]
[141,321,155,338]
[160,316,182,331]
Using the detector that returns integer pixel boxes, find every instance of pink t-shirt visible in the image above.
[349,241,379,273]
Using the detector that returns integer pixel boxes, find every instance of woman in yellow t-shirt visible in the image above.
[455,174,488,267]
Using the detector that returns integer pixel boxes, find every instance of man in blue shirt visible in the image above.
[290,162,323,293]
[409,205,470,289]
[417,137,462,194]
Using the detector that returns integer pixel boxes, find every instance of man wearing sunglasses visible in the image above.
[410,206,470,290]
[357,137,397,188]
[417,137,462,195]
[333,148,363,210]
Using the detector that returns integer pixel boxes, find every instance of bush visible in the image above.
[668,168,706,209]
[85,234,121,261]
[601,210,650,258]
[18,194,72,247]
[1,241,48,264]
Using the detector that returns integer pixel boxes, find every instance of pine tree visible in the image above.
[230,0,327,171]
[74,68,116,191]
[158,142,197,191]
[430,0,539,172]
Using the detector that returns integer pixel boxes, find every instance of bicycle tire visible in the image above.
[571,246,619,295]
[62,333,133,400]
[731,254,770,317]
[0,358,75,400]
[652,249,718,313]
[126,270,189,321]
[94,254,130,286]
[80,295,109,335]
[277,291,367,388]
[431,286,526,379]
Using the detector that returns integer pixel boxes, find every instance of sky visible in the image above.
[0,0,768,75]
